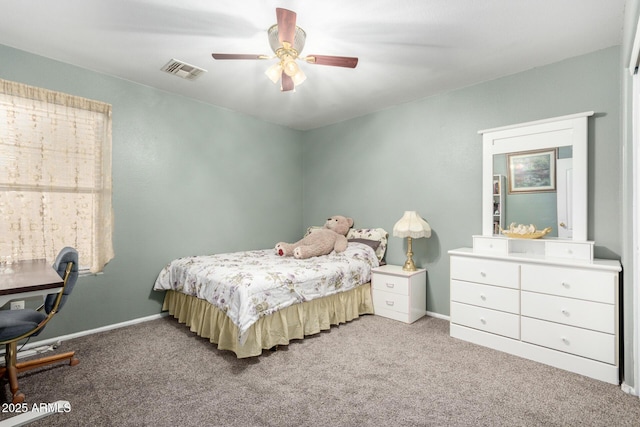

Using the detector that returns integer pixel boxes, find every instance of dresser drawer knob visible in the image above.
[561,282,570,288]
[385,283,395,289]
[561,309,570,316]
[385,301,394,306]
[561,337,570,345]
[480,271,486,277]
[480,317,486,324]
[480,294,487,301]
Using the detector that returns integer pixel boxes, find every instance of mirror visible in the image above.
[479,112,593,241]
[492,146,572,238]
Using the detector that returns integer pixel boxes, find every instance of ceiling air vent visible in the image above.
[161,58,207,81]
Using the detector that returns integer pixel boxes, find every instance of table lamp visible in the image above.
[393,211,431,271]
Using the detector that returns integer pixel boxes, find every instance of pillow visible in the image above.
[304,226,388,262]
[348,238,380,252]
[346,228,388,262]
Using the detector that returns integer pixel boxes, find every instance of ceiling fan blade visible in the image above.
[212,53,267,60]
[306,55,358,68]
[276,8,297,45]
[281,72,294,92]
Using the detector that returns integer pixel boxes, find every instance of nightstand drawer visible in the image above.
[521,317,615,364]
[372,273,409,295]
[521,291,614,333]
[450,302,520,339]
[451,280,519,314]
[450,256,519,289]
[372,290,409,314]
[521,264,616,303]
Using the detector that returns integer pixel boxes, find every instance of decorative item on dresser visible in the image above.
[392,211,431,271]
[371,265,427,323]
[449,111,623,385]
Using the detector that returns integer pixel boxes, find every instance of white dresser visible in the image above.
[459,112,623,383]
[449,244,621,384]
[371,265,426,323]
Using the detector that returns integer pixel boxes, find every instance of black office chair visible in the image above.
[0,247,79,404]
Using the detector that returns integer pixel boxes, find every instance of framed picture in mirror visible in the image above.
[507,148,556,193]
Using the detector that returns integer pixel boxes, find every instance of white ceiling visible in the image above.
[0,0,626,130]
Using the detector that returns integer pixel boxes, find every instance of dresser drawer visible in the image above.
[521,291,614,333]
[521,317,615,364]
[473,236,508,254]
[451,302,519,339]
[372,290,409,314]
[521,264,616,303]
[372,273,409,295]
[450,256,519,289]
[451,280,519,314]
[545,241,593,261]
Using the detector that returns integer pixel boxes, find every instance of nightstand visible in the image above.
[371,265,427,323]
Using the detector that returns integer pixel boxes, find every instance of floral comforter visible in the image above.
[153,243,379,341]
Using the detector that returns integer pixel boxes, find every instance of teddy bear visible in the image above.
[275,215,354,259]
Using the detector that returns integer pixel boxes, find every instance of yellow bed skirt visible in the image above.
[161,283,374,358]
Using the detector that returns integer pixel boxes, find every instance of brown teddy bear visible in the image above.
[275,215,354,259]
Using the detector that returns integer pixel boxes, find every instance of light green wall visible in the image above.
[302,46,621,318]
[0,44,304,340]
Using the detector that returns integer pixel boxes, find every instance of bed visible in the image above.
[153,227,388,357]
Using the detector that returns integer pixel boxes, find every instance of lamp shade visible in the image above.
[265,60,306,87]
[265,62,283,83]
[393,211,431,239]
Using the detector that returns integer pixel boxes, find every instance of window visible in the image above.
[0,78,113,273]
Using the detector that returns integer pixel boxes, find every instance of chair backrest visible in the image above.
[44,247,79,313]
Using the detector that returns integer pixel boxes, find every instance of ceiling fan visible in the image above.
[212,8,358,92]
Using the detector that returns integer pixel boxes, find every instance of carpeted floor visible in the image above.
[1,314,640,426]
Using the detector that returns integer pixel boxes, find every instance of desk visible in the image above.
[0,259,71,423]
[0,260,63,307]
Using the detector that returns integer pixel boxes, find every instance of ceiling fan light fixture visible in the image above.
[282,57,299,77]
[291,68,306,86]
[265,62,282,84]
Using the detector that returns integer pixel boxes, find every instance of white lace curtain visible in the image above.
[0,78,113,273]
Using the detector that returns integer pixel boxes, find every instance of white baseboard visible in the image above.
[427,310,450,321]
[3,312,169,357]
[621,382,638,396]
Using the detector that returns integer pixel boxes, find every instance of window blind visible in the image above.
[0,78,113,273]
